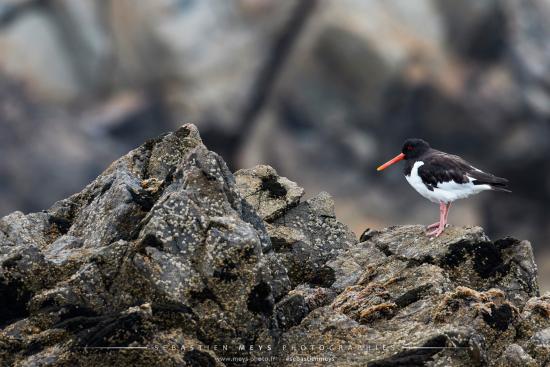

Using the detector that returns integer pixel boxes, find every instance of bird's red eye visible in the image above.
[408,146,413,151]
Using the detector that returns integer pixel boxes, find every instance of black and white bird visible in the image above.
[377,138,510,237]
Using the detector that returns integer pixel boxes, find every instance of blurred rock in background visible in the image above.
[0,0,549,285]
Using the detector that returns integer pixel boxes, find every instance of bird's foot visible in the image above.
[427,226,445,237]
[426,222,439,230]
[426,223,449,231]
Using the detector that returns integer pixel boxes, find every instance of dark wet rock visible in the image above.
[0,125,548,366]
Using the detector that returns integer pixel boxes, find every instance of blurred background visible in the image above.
[0,0,549,288]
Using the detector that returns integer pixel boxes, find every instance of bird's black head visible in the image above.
[377,138,431,171]
[402,138,430,160]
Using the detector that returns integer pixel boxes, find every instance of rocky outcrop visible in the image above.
[1,125,549,366]
[280,226,544,366]
[235,165,356,288]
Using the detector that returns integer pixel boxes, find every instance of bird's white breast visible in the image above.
[405,161,491,204]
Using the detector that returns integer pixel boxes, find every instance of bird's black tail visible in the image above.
[472,173,511,193]
[490,184,511,193]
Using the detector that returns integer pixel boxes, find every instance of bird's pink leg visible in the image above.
[427,202,446,237]
[444,202,451,225]
[427,202,452,231]
[426,202,444,230]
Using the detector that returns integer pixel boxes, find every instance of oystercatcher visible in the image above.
[377,138,510,237]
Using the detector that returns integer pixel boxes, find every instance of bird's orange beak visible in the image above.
[377,153,405,171]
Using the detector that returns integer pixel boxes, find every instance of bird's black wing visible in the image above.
[418,151,510,192]
[417,152,470,191]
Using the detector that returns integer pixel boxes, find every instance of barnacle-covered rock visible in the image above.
[0,124,291,366]
[0,125,547,366]
[278,226,542,366]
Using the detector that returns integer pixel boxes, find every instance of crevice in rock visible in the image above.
[375,242,393,257]
[22,341,44,356]
[99,180,113,197]
[137,233,164,253]
[359,228,379,242]
[126,186,156,212]
[308,265,336,288]
[190,287,223,310]
[270,236,293,253]
[404,255,435,268]
[213,261,239,283]
[1,254,22,269]
[48,215,72,235]
[482,303,515,331]
[53,314,110,333]
[74,312,146,348]
[0,277,32,328]
[247,281,274,316]
[260,175,288,199]
[394,284,433,309]
[183,350,216,367]
[367,334,448,367]
[151,301,197,322]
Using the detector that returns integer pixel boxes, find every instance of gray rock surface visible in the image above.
[1,125,549,366]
